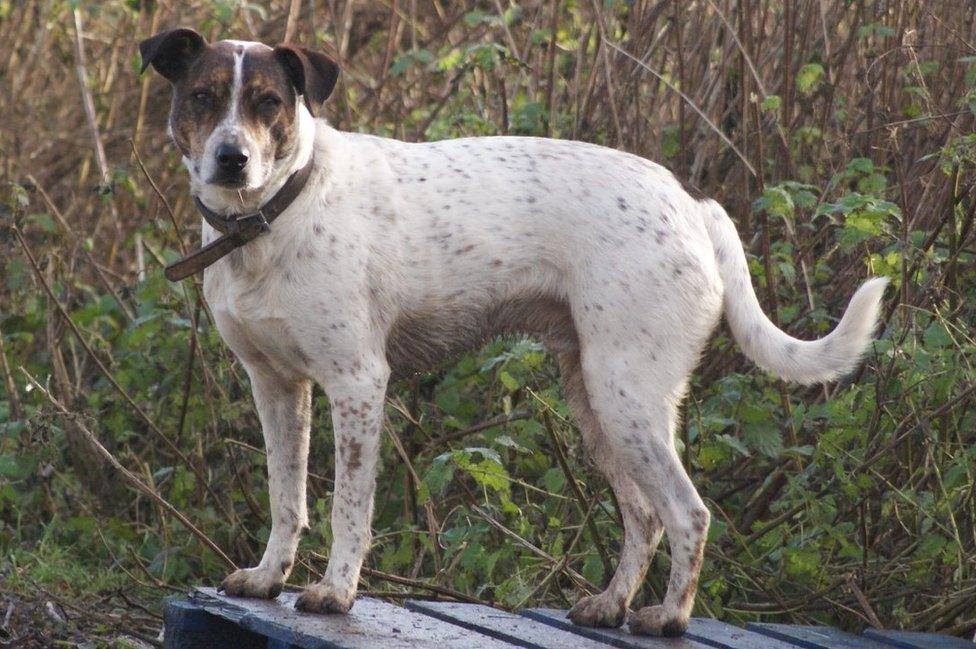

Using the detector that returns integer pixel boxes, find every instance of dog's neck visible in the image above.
[188,102,317,218]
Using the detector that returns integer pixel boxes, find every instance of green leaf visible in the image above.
[389,49,435,77]
[698,441,730,469]
[783,545,821,578]
[760,94,782,113]
[498,370,520,391]
[455,449,510,495]
[797,63,825,96]
[582,553,605,585]
[918,533,947,558]
[923,322,951,349]
[541,467,565,492]
[754,186,795,220]
[0,453,34,480]
[421,453,457,501]
[846,157,875,174]
[716,434,751,457]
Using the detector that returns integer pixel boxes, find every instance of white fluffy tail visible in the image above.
[701,199,888,385]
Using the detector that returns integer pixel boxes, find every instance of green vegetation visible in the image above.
[1,1,974,645]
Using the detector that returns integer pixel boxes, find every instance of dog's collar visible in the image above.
[164,154,315,282]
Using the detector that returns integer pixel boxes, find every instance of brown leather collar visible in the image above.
[164,155,315,281]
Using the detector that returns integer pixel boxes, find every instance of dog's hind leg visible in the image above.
[565,233,722,636]
[579,347,710,637]
[220,367,312,599]
[558,351,664,629]
[621,412,708,638]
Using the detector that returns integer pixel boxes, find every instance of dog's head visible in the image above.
[139,29,338,197]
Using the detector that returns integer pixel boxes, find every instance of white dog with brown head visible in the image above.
[140,28,887,636]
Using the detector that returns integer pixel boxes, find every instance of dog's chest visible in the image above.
[204,267,314,376]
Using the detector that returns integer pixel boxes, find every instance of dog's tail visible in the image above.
[700,199,888,385]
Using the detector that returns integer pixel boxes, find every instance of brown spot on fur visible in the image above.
[291,345,311,366]
[347,440,363,472]
[678,570,700,609]
[690,509,709,534]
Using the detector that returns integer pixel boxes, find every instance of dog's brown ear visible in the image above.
[139,28,206,82]
[273,45,340,116]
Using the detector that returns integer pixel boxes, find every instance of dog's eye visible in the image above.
[258,95,282,112]
[191,90,213,107]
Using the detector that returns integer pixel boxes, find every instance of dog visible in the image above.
[139,28,888,636]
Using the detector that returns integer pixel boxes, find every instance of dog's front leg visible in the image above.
[220,368,312,599]
[296,359,389,614]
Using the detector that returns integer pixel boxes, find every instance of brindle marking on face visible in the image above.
[167,42,300,173]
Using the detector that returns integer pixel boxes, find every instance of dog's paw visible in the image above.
[294,583,355,614]
[628,605,688,637]
[568,593,627,628]
[218,567,284,599]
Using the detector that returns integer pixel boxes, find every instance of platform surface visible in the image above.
[164,587,976,649]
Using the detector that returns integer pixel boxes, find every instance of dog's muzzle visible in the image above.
[212,143,250,187]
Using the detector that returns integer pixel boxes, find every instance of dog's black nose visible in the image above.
[216,143,249,171]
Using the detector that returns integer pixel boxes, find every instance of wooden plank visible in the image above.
[685,617,796,649]
[521,608,713,648]
[676,618,802,649]
[163,598,268,649]
[267,640,303,649]
[190,587,513,649]
[863,629,976,649]
[406,600,613,649]
[746,623,894,649]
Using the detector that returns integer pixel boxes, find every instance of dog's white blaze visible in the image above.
[197,45,265,195]
[228,48,244,129]
[222,39,270,51]
[220,40,271,134]
[213,48,245,142]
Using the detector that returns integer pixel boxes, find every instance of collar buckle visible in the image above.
[235,210,271,235]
